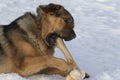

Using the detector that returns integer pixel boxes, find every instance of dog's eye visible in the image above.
[63,18,69,23]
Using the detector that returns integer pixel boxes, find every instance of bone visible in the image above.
[56,38,77,68]
[66,69,86,80]
[56,38,86,80]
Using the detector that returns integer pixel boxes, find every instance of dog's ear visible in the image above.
[38,3,63,13]
[37,6,45,18]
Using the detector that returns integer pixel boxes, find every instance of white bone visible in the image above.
[56,38,77,67]
[56,38,86,80]
[66,69,86,80]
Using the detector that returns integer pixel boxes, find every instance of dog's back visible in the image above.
[0,13,40,73]
[0,25,11,73]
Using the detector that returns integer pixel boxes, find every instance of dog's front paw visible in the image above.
[66,69,87,80]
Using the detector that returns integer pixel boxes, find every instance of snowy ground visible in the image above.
[0,0,120,80]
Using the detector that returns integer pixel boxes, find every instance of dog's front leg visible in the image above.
[16,56,72,77]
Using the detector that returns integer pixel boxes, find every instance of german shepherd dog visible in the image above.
[0,3,85,77]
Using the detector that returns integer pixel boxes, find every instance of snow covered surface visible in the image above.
[0,0,120,80]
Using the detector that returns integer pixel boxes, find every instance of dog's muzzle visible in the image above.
[63,30,76,41]
[46,30,76,47]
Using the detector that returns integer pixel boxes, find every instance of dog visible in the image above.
[0,3,89,78]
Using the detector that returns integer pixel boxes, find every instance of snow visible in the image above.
[0,0,120,80]
[0,73,28,80]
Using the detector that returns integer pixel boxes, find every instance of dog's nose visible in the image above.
[70,30,76,39]
[70,33,76,38]
[63,29,76,41]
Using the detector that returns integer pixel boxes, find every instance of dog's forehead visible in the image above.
[43,3,71,14]
[47,3,62,9]
[39,3,73,20]
[45,3,63,11]
[49,4,72,17]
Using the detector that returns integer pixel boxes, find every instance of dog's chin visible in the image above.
[62,37,75,41]
[60,34,76,41]
[46,33,75,47]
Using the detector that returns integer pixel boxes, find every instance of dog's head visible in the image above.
[37,3,76,47]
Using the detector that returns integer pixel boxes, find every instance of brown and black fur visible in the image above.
[0,3,89,78]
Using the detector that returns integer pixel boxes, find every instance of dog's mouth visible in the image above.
[46,33,76,47]
[46,33,58,47]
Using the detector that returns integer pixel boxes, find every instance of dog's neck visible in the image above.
[17,12,54,55]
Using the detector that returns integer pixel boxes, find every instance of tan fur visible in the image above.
[0,3,80,77]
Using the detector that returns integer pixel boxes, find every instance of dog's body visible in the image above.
[0,3,77,77]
